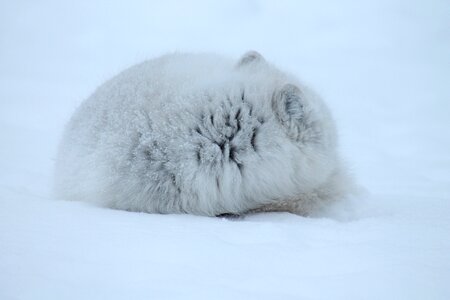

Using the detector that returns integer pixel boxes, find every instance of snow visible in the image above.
[1,0,449,299]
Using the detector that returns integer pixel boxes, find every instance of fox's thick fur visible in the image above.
[55,51,352,216]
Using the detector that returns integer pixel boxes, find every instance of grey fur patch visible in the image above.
[273,84,304,122]
[236,51,264,67]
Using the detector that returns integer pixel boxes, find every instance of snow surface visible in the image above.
[1,1,449,299]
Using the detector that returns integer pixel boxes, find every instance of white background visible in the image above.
[1,1,449,299]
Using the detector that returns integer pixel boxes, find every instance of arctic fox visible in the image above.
[55,51,352,216]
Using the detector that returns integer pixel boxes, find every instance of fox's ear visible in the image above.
[236,51,264,67]
[272,84,305,126]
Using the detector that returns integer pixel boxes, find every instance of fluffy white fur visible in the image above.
[55,51,352,216]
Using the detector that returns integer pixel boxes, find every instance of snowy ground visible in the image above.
[1,1,449,299]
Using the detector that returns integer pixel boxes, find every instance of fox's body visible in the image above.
[55,52,351,216]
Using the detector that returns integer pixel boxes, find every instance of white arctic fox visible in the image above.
[55,51,352,216]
